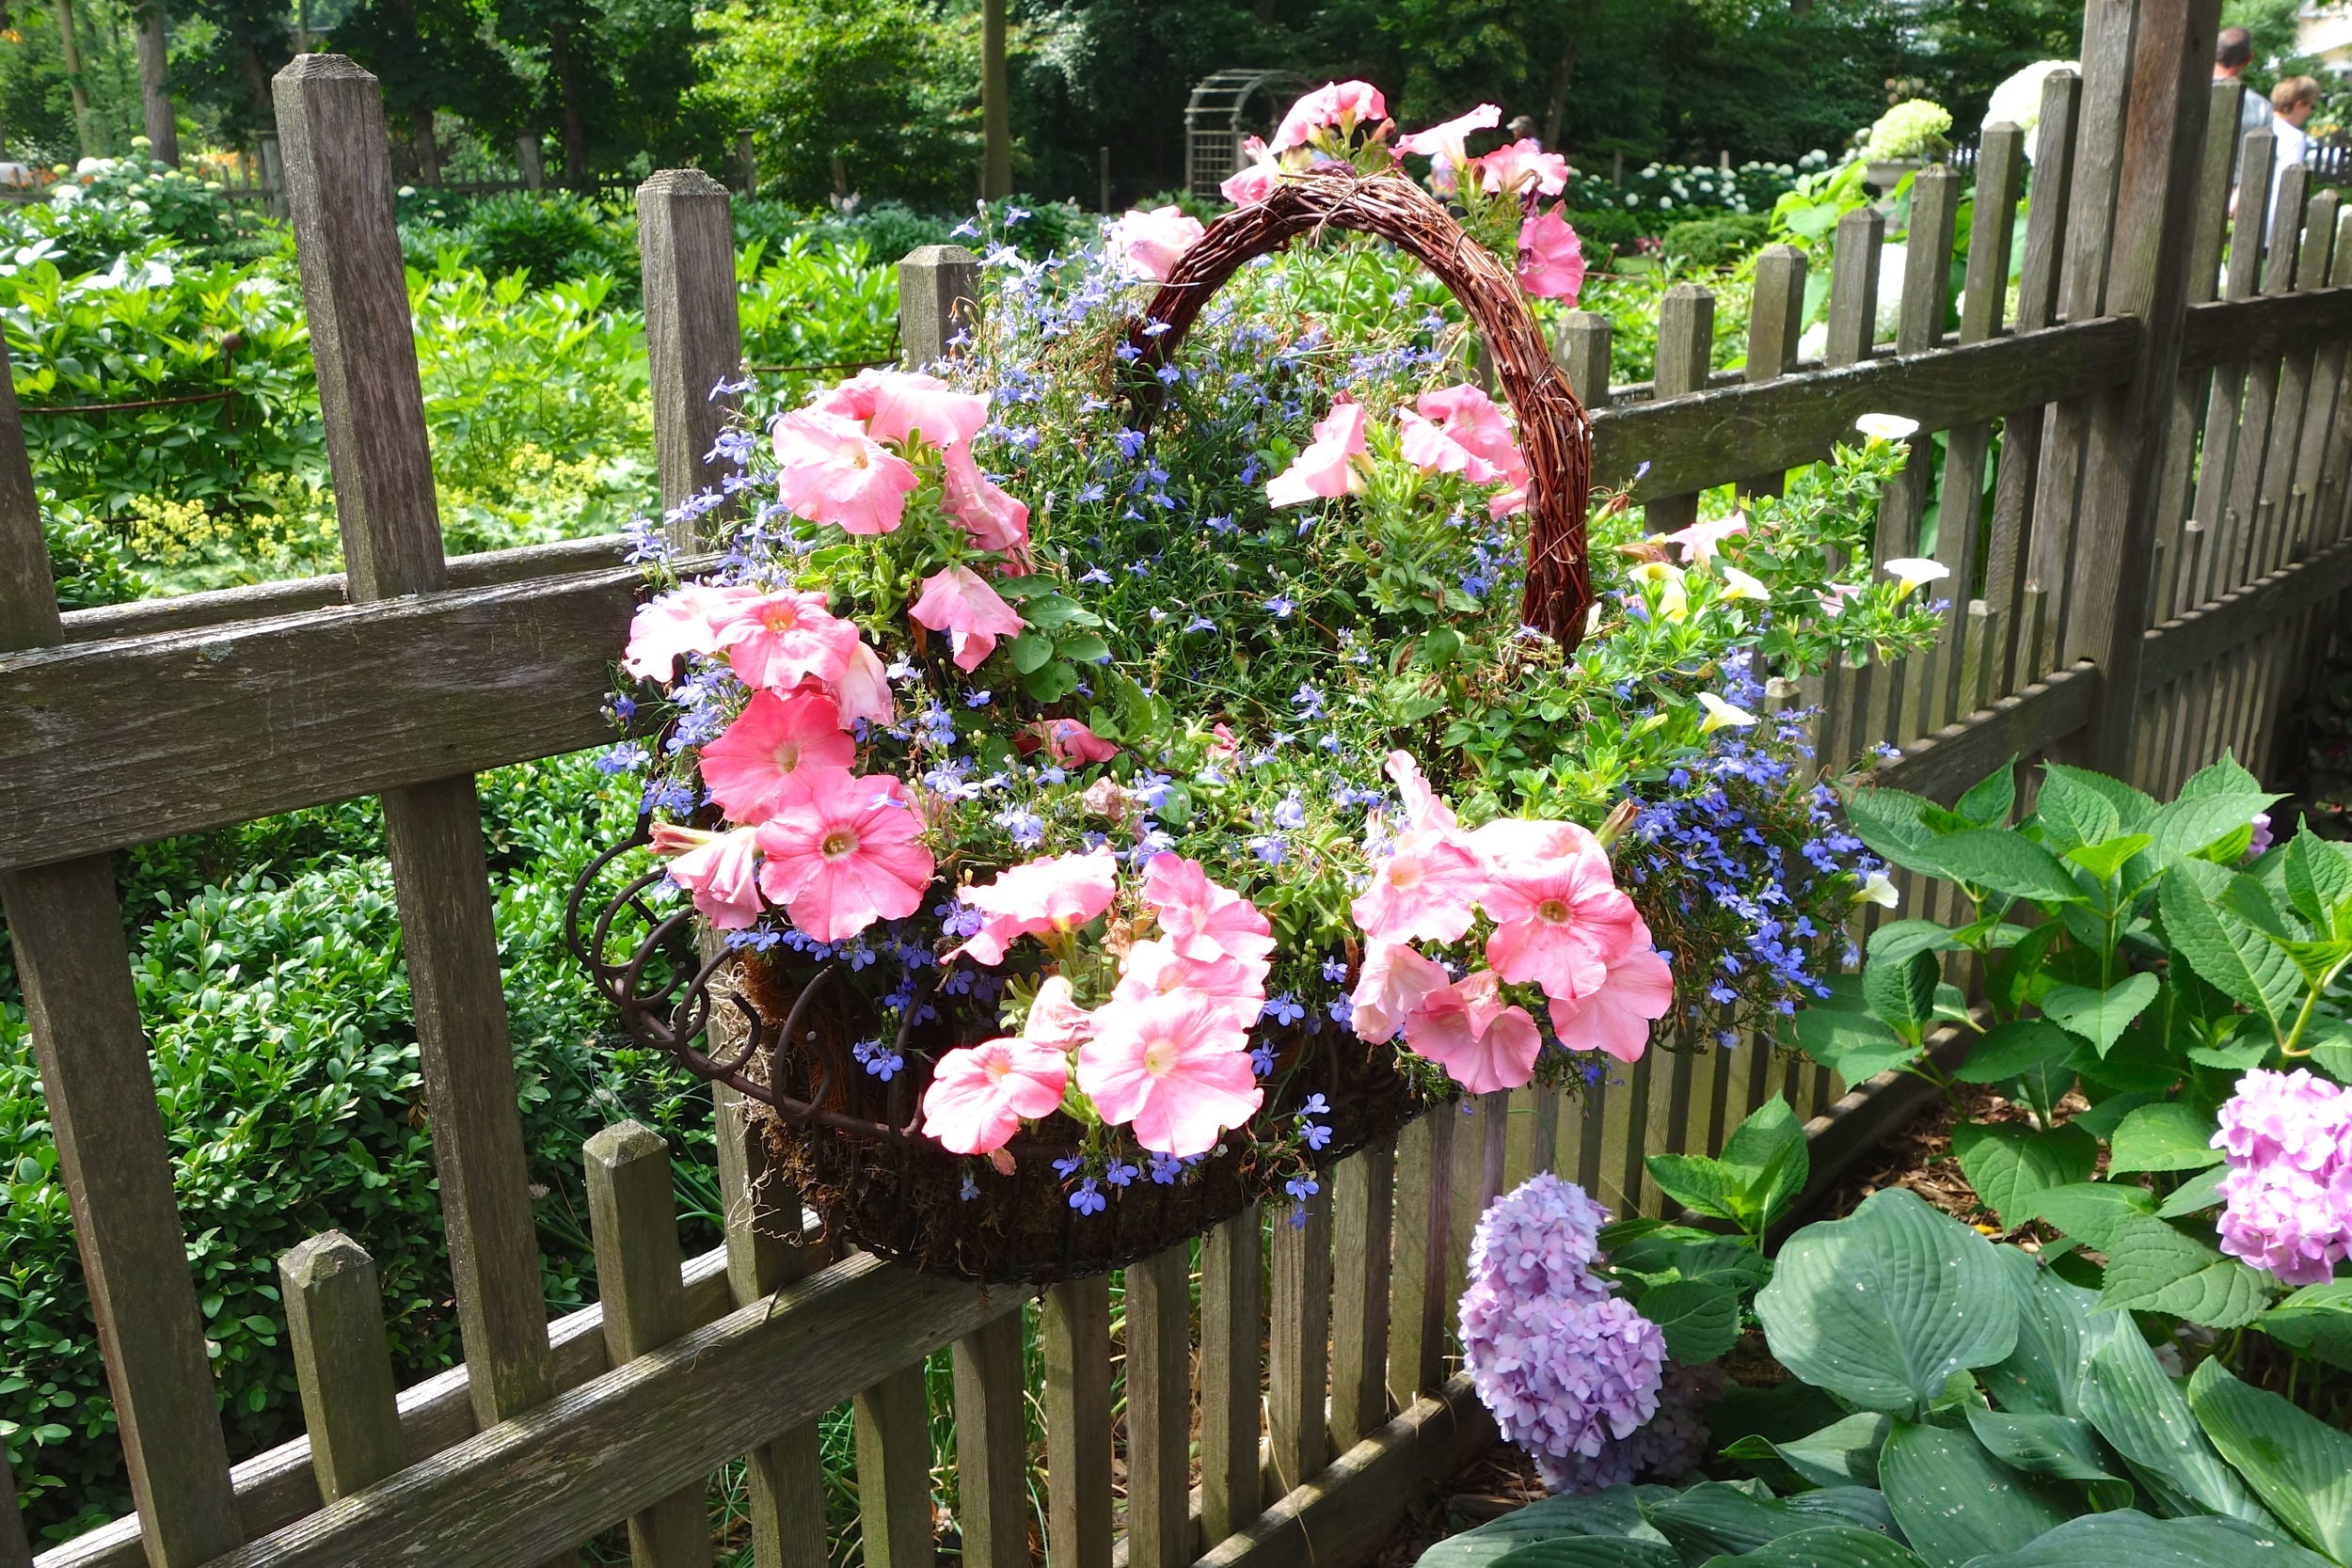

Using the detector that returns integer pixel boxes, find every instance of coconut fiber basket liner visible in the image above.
[570,166,1597,1284]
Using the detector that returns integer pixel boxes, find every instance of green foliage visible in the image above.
[397,190,640,293]
[1643,1098,1807,1251]
[1660,214,1769,271]
[0,159,274,275]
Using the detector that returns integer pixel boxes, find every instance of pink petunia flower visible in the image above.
[1415,385,1530,509]
[1113,937,1270,1031]
[828,641,896,729]
[1351,832,1486,944]
[818,368,990,451]
[1038,716,1120,765]
[1077,990,1263,1155]
[771,407,921,535]
[1272,81,1389,152]
[1348,940,1451,1043]
[1471,138,1568,198]
[1661,515,1748,567]
[696,686,857,825]
[650,821,766,930]
[715,590,864,692]
[1222,155,1282,207]
[753,769,934,942]
[1023,974,1096,1046]
[1395,103,1502,164]
[941,443,1032,560]
[1469,815,1590,867]
[1108,205,1207,281]
[1518,208,1586,303]
[909,566,1026,673]
[1140,855,1278,964]
[1549,945,1674,1065]
[1265,397,1371,507]
[1399,407,1510,483]
[1403,970,1543,1093]
[953,847,1121,966]
[623,582,759,683]
[1484,847,1646,1004]
[921,1037,1070,1155]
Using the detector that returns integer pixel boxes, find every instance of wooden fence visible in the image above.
[5,1,2349,1564]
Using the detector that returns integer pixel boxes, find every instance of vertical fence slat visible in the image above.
[1884,166,1962,743]
[2220,163,2307,588]
[1268,1187,1333,1493]
[2257,187,2338,571]
[1385,1110,1452,1407]
[2294,207,2352,551]
[637,168,744,542]
[1739,245,1806,499]
[1642,284,1715,533]
[1327,1136,1394,1452]
[275,55,561,1446]
[1825,207,1884,367]
[584,1123,711,1568]
[853,1365,935,1568]
[1556,310,1612,411]
[279,1231,405,1503]
[951,1309,1029,1568]
[1044,1277,1114,1568]
[2153,80,2245,624]
[2192,130,2275,599]
[1123,1243,1192,1568]
[1198,1207,1263,1544]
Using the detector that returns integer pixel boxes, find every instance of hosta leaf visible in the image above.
[1724,1412,1891,1490]
[1963,1406,2135,1510]
[1951,1122,2098,1224]
[2158,863,2300,1037]
[2106,1103,2225,1174]
[1982,1247,2097,1417]
[1478,1544,1673,1568]
[1640,1481,1897,1560]
[1414,1485,1674,1568]
[2041,973,2162,1056]
[2078,1314,2273,1524]
[1955,1020,2078,1084]
[2012,1181,2155,1252]
[2186,1357,2352,1562]
[1879,1419,2077,1568]
[1694,1527,1929,1568]
[1959,1511,2334,1568]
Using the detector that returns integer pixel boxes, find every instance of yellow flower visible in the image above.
[1855,412,1920,443]
[1697,692,1758,734]
[1883,557,1949,602]
[1718,564,1771,602]
[1851,871,1900,909]
[1629,560,1689,622]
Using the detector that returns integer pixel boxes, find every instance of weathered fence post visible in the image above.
[1124,1243,1193,1568]
[950,1309,1029,1568]
[273,49,563,1471]
[637,167,743,546]
[1554,309,1611,411]
[518,134,545,191]
[1739,244,1806,499]
[1642,283,1714,533]
[899,245,980,368]
[2070,0,2224,773]
[1268,1186,1334,1491]
[0,342,243,1567]
[1199,1206,1264,1544]
[259,130,288,219]
[584,1123,711,1568]
[1327,1136,1395,1451]
[853,1364,935,1568]
[280,1231,405,1501]
[1385,1109,1453,1407]
[1044,1276,1114,1568]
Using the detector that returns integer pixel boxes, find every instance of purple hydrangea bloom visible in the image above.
[1534,1362,1723,1494]
[2214,1069,2352,1286]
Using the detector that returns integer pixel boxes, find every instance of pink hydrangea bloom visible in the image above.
[1518,208,1586,303]
[1349,940,1452,1044]
[952,847,1121,966]
[753,769,934,942]
[1140,855,1278,964]
[650,821,766,930]
[1264,398,1370,507]
[909,565,1026,672]
[1037,717,1120,766]
[1464,1172,1611,1300]
[1535,1362,1721,1495]
[1271,81,1388,152]
[1404,969,1543,1093]
[1483,845,1645,1003]
[1549,944,1674,1065]
[828,641,896,729]
[1108,205,1206,281]
[715,590,863,692]
[696,687,856,825]
[2214,1069,2352,1286]
[1077,990,1263,1155]
[1472,138,1569,198]
[771,407,921,535]
[921,1037,1070,1155]
[1113,937,1269,1031]
[624,583,759,683]
[941,442,1032,559]
[1394,103,1502,164]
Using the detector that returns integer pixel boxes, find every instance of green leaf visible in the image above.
[2013,1181,2156,1252]
[1010,589,1102,630]
[1755,1189,2019,1416]
[1724,1412,1891,1490]
[1863,948,1940,1036]
[1844,786,1947,872]
[2186,1035,2270,1072]
[1989,923,2064,1016]
[2155,1164,2229,1218]
[1640,1277,1740,1363]
[1413,1486,1673,1568]
[2159,863,2301,1038]
[2042,974,2162,1057]
[1951,1122,2098,1224]
[2186,1357,2352,1561]
[1008,628,1055,673]
[2066,834,2155,883]
[1918,829,2087,904]
[1476,1544,1675,1568]
[2069,1093,2155,1144]
[1643,1152,1746,1223]
[2043,762,2160,829]
[1958,1510,2335,1568]
[2146,779,2283,865]
[2277,935,2352,988]
[2310,1022,2352,1086]
[1641,1481,1897,1561]
[1056,631,1111,665]
[2107,1103,2226,1174]
[1867,919,1964,965]
[1982,1247,2097,1417]
[2258,1281,2352,1370]
[1793,1006,1923,1080]
[2079,1314,2275,1524]
[2282,833,2352,930]
[1956,758,2020,827]
[1694,1527,1930,1568]
[2097,1214,2270,1326]
[1955,1021,2079,1085]
[1654,1239,1772,1291]
[1020,660,1082,703]
[1964,1406,2135,1510]
[1879,1419,2078,1568]
[1719,1097,1809,1225]
[2035,767,2123,851]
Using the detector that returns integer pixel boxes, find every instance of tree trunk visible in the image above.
[981,0,1010,199]
[411,105,442,185]
[54,0,96,157]
[236,41,273,133]
[548,17,588,182]
[1542,39,1579,153]
[135,0,178,166]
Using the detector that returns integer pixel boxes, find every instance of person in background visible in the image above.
[2217,25,2275,144]
[1507,114,1539,147]
[2271,75,2322,198]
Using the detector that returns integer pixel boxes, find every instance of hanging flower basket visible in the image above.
[570,83,1927,1284]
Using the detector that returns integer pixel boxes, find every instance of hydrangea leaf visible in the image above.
[2155,1164,2229,1218]
[2068,1093,2155,1144]
[1793,1006,1922,1081]
[2040,973,2161,1056]
[1954,757,2019,827]
[2096,1214,2268,1327]
[1719,1098,1808,1227]
[2159,863,2300,1038]
[2146,779,2284,865]
[1951,1121,2097,1224]
[1639,1277,1740,1364]
[2281,833,2352,931]
[2106,1103,2226,1174]
[1863,948,1940,1037]
[1842,785,1947,873]
[2064,833,2154,884]
[1879,1418,2078,1567]
[1915,829,2085,905]
[2011,1180,2154,1252]
[2033,767,2123,851]
[1865,918,1964,965]
[2078,1314,2274,1525]
[2186,1357,2352,1562]
[1954,1020,2077,1084]
[1755,1188,2018,1416]
[2043,763,2159,828]
[2257,1282,2352,1370]
[1642,1152,1746,1223]
[2309,1022,2352,1086]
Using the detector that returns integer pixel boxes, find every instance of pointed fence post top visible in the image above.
[899,245,980,369]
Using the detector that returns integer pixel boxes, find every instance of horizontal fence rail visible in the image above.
[8,6,2351,1568]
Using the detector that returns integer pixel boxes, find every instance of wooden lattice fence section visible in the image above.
[4,2,2350,1565]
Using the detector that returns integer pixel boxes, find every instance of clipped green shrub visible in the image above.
[1661,213,1770,270]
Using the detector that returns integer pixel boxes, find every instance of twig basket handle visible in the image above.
[1121,166,1597,651]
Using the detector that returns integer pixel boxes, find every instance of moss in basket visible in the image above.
[596,98,1946,1215]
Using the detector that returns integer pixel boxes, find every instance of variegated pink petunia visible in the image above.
[771,407,921,535]
[1403,970,1543,1094]
[715,590,864,692]
[921,1037,1070,1155]
[953,847,1121,966]
[650,821,766,930]
[696,686,857,824]
[753,769,933,942]
[1077,990,1263,1155]
[1549,944,1674,1065]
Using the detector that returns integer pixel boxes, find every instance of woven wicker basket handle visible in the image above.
[1122,166,1597,652]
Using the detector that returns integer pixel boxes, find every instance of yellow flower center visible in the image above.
[984,1052,1011,1083]
[1140,1036,1176,1079]
[1536,897,1570,925]
[772,740,802,771]
[1388,860,1422,891]
[763,605,801,633]
[820,828,860,860]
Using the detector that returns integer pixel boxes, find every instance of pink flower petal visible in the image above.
[697,686,856,825]
[1077,990,1262,1156]
[908,566,1027,672]
[752,769,933,943]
